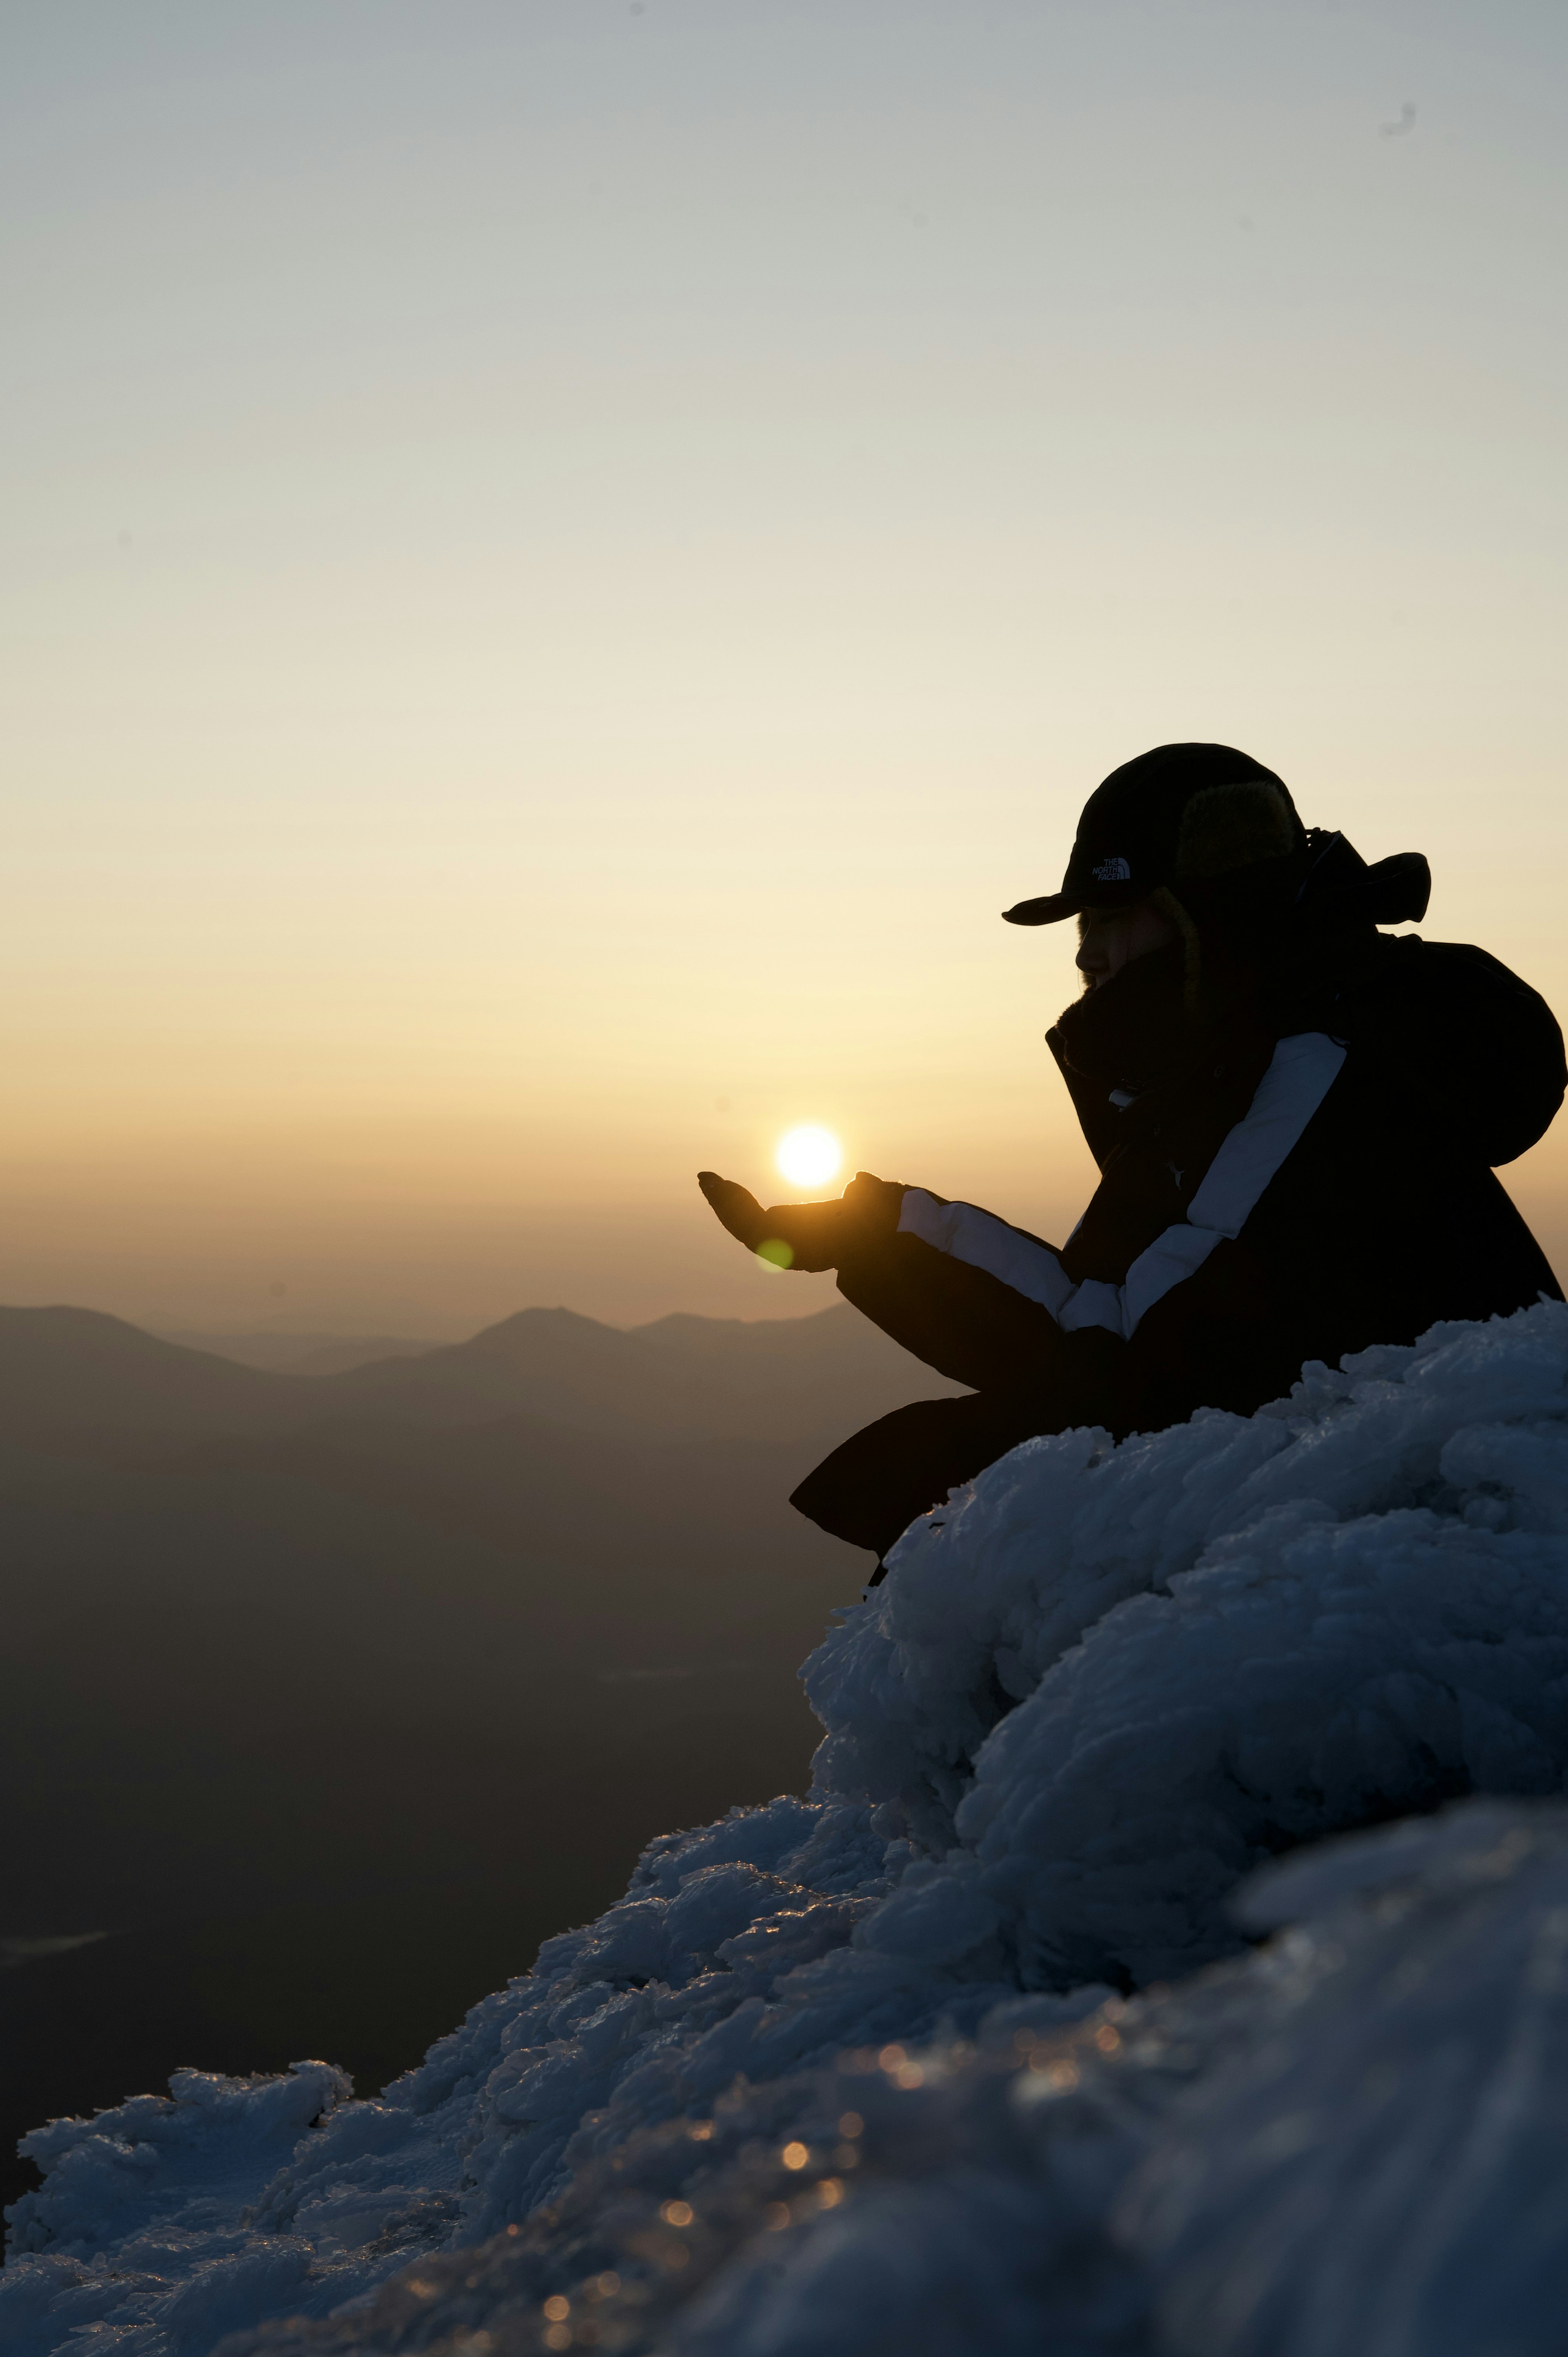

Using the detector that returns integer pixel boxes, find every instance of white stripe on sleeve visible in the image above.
[896,1191,1075,1316]
[901,1031,1347,1347]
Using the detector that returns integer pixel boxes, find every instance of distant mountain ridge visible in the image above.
[0,1307,306,1445]
[323,1303,967,1443]
[0,1301,965,1454]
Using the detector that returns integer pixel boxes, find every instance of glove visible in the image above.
[697,1170,904,1272]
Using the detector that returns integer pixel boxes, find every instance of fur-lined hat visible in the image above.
[1002,743,1304,927]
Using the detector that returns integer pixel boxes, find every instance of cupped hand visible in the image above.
[697,1169,905,1273]
[696,1171,843,1269]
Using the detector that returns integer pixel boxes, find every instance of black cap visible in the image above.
[1003,743,1304,926]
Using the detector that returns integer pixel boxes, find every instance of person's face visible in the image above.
[1076,899,1177,989]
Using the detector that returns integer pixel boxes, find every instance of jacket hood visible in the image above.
[1341,938,1566,1169]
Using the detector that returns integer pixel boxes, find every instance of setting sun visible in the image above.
[776,1126,842,1191]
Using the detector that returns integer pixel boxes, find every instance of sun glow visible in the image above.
[776,1125,842,1190]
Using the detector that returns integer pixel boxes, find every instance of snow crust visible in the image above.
[9,1302,1568,2355]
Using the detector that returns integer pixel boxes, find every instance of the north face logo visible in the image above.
[1091,856,1132,883]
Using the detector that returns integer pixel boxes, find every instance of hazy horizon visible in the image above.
[7,0,1567,1334]
[143,1287,862,1348]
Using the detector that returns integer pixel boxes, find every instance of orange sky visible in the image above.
[5,1,1566,1335]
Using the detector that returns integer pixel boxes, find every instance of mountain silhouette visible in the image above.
[320,1302,958,1444]
[0,1307,306,1449]
[0,1301,962,1453]
[0,1298,964,2203]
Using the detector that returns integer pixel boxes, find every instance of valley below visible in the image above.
[0,1302,962,2207]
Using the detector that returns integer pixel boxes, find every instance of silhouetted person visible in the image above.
[700,744,1566,1572]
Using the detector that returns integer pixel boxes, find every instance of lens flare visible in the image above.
[777,1126,841,1189]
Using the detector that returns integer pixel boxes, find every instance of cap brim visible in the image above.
[1001,894,1078,926]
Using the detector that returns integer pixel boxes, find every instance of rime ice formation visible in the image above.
[9,1303,1568,2355]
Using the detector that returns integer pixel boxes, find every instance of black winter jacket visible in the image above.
[792,928,1566,1560]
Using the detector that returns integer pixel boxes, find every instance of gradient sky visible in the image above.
[5,0,1566,1333]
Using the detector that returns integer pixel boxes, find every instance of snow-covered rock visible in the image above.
[8,1302,1568,2355]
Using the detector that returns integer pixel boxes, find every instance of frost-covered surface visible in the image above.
[9,1302,1568,2356]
